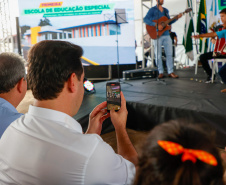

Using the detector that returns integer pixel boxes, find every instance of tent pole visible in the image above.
[141,0,153,69]
[150,0,155,68]
[193,0,199,54]
[194,0,197,36]
[141,0,145,68]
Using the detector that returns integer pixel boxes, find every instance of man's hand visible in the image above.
[221,147,226,164]
[86,101,110,135]
[178,13,183,19]
[110,92,138,165]
[158,24,164,31]
[110,91,128,131]
[191,35,200,39]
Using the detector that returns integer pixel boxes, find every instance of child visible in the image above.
[134,120,224,185]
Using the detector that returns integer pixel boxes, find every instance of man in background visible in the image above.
[0,40,137,185]
[0,52,27,137]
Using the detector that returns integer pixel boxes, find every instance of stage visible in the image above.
[74,67,226,148]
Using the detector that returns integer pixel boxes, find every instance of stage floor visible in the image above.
[74,67,226,148]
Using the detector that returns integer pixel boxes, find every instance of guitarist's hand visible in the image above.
[178,13,183,19]
[158,24,164,31]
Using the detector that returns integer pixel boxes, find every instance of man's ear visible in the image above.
[67,73,77,93]
[17,77,26,93]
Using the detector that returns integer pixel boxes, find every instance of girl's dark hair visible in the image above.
[134,120,224,185]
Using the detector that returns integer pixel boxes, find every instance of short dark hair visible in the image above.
[220,8,226,14]
[0,52,26,93]
[134,121,224,185]
[27,40,83,100]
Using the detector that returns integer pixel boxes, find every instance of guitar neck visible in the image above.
[165,12,184,25]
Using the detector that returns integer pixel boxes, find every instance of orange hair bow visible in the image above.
[158,140,217,166]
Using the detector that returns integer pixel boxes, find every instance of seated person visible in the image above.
[133,120,224,185]
[195,8,226,83]
[169,29,178,57]
[136,34,152,68]
[0,40,137,185]
[0,52,27,137]
[143,33,152,67]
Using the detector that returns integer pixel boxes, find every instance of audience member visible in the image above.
[0,52,27,137]
[0,40,137,185]
[134,120,224,185]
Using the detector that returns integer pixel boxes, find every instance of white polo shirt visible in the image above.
[0,105,135,185]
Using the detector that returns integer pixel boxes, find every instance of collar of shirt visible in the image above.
[0,97,18,113]
[28,105,83,134]
[154,5,162,10]
[151,6,167,18]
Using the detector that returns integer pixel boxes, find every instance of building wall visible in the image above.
[31,26,41,45]
[70,23,120,38]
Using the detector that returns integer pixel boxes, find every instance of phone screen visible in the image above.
[106,82,121,111]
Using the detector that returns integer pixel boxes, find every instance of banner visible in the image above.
[183,0,194,61]
[218,0,226,10]
[197,0,207,53]
[18,0,135,65]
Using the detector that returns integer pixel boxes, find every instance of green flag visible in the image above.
[197,0,207,52]
[183,0,194,61]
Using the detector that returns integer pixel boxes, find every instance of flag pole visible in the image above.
[190,0,199,54]
[197,0,207,53]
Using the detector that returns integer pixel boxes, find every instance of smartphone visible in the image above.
[106,82,121,112]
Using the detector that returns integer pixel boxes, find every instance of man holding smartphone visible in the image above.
[0,40,137,185]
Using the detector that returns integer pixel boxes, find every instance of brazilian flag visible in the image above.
[197,0,207,53]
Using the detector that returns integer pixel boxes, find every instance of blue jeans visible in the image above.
[153,35,173,74]
[219,63,226,84]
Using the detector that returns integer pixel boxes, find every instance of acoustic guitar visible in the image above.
[146,8,192,39]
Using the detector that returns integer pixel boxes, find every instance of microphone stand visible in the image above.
[114,11,133,86]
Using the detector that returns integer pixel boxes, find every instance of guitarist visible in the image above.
[144,0,182,79]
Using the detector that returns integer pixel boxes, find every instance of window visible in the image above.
[52,32,57,39]
[59,33,63,39]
